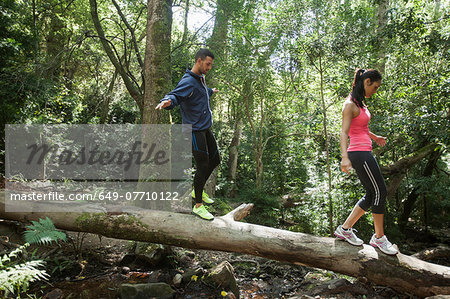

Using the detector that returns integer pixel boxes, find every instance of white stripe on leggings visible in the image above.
[363,161,380,207]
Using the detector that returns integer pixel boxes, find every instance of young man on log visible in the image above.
[155,49,220,221]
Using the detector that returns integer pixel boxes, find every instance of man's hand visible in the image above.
[155,99,171,110]
[212,88,219,94]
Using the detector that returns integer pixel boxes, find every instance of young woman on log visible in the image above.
[334,68,398,255]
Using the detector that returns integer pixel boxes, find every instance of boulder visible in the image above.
[207,261,239,298]
[135,242,171,266]
[308,278,368,297]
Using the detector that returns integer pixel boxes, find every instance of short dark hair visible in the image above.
[195,48,215,61]
[351,68,382,108]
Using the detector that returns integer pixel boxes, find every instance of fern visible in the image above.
[0,244,49,297]
[24,217,67,245]
[0,260,49,296]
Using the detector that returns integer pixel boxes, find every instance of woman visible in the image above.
[334,68,398,255]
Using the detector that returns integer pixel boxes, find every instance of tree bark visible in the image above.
[142,0,173,124]
[1,197,448,298]
[375,0,389,73]
[100,69,118,124]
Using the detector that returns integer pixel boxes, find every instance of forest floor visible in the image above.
[1,219,448,299]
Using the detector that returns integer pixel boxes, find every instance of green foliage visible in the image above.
[0,243,49,297]
[236,188,282,227]
[24,217,67,246]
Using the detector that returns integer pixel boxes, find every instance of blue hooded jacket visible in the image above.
[162,70,214,131]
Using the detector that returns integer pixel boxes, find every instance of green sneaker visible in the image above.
[192,205,214,221]
[191,189,214,204]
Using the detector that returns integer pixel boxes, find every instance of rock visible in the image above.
[425,296,450,299]
[207,261,239,299]
[173,273,183,286]
[308,278,368,296]
[135,242,171,266]
[43,288,64,299]
[147,269,171,283]
[181,268,205,284]
[184,250,195,258]
[119,282,174,299]
[178,253,193,266]
[121,266,131,274]
[119,253,136,266]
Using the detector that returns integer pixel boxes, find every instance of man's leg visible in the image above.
[204,128,220,181]
[192,130,210,204]
[191,130,214,220]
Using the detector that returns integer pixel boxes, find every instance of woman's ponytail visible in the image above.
[350,68,382,108]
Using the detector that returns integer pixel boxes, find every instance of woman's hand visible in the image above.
[373,135,387,147]
[341,157,352,174]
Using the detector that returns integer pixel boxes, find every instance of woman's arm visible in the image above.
[340,102,354,174]
[369,131,387,147]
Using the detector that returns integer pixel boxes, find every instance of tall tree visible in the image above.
[89,0,144,114]
[89,0,172,124]
[143,0,173,124]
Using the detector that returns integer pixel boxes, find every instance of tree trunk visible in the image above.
[100,69,118,124]
[181,0,189,45]
[385,172,407,200]
[89,0,143,110]
[227,118,243,197]
[207,0,230,88]
[0,197,449,298]
[255,147,263,189]
[318,55,333,237]
[205,169,218,198]
[142,0,173,124]
[375,0,389,73]
[399,149,442,227]
[383,143,440,199]
[381,143,439,176]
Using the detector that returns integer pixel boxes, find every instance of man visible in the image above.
[155,48,220,220]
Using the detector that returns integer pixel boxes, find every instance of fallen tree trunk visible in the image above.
[381,142,440,175]
[1,197,449,297]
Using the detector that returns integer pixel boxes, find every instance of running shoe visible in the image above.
[334,225,364,246]
[192,205,214,221]
[370,234,398,255]
[191,189,214,204]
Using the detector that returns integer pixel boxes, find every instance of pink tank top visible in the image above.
[348,106,372,152]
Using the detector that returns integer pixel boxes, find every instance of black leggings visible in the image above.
[348,151,387,214]
[192,128,220,204]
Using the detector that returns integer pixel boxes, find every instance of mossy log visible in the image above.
[0,196,449,297]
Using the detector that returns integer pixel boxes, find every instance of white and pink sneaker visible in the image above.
[370,234,398,255]
[334,225,364,246]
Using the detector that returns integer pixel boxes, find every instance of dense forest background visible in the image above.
[1,0,449,245]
